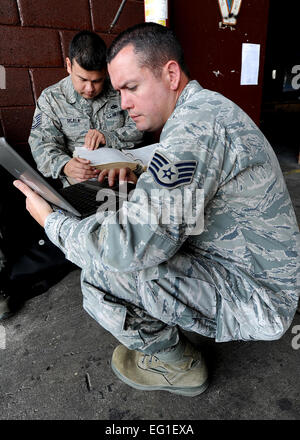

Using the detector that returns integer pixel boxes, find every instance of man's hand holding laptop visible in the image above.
[13,180,53,227]
[13,166,138,226]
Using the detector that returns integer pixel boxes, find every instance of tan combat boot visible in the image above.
[111,341,209,397]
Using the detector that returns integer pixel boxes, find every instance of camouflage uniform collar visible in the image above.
[175,80,203,109]
[64,76,77,104]
[103,79,117,98]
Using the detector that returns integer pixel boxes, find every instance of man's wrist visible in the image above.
[42,211,54,228]
[61,161,70,177]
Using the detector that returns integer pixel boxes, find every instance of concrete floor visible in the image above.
[0,149,300,421]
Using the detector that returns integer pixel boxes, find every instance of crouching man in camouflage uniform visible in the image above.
[29,30,143,185]
[15,23,300,397]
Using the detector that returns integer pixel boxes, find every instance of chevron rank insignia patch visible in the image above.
[31,113,42,129]
[148,151,197,188]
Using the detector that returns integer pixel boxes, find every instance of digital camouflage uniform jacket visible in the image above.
[45,80,300,343]
[29,76,143,181]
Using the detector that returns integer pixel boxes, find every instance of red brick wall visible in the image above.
[0,0,270,157]
[0,0,144,157]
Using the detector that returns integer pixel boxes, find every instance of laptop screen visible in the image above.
[0,137,80,215]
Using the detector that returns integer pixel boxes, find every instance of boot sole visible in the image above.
[111,362,209,397]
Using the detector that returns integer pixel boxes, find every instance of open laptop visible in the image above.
[0,137,134,218]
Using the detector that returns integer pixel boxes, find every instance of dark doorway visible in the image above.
[260,3,300,164]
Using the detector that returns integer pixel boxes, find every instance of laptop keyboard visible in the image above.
[61,183,106,212]
[59,180,136,217]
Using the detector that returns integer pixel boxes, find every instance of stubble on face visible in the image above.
[108,45,174,133]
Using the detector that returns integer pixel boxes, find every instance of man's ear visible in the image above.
[66,57,72,75]
[164,60,181,91]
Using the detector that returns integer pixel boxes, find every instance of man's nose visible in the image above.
[120,91,132,110]
[86,82,95,92]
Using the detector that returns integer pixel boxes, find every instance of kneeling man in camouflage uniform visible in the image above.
[29,30,143,186]
[15,23,300,397]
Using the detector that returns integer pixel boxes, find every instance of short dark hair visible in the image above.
[69,30,107,71]
[107,22,189,77]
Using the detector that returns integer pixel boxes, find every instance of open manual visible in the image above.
[73,143,157,172]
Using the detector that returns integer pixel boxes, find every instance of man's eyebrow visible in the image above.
[117,80,135,90]
[77,74,88,81]
[77,74,103,82]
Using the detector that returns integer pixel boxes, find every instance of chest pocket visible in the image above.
[104,109,125,130]
[60,117,90,140]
